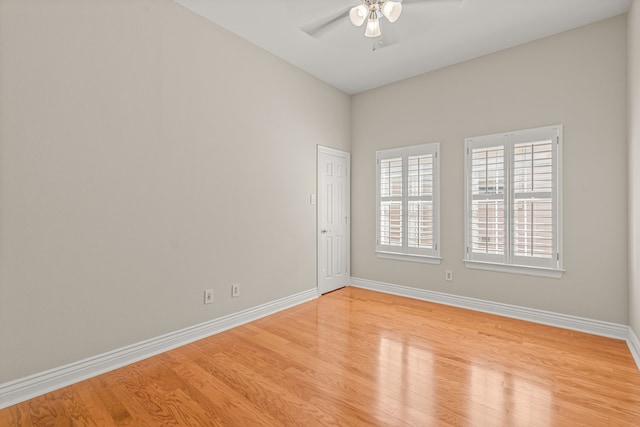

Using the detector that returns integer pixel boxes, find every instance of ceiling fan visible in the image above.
[349,0,404,38]
[299,0,463,48]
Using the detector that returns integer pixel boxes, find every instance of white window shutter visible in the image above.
[376,143,440,262]
[511,127,559,270]
[379,157,403,247]
[464,125,562,277]
[407,154,434,251]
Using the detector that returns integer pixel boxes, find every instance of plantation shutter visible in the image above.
[467,141,507,264]
[464,125,562,276]
[407,153,434,253]
[379,156,403,249]
[376,143,440,261]
[511,127,559,269]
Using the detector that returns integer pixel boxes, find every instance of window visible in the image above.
[464,125,563,278]
[376,143,440,263]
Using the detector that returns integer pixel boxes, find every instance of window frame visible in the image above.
[376,142,441,264]
[463,125,563,278]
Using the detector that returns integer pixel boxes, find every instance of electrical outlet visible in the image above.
[231,283,240,298]
[204,289,214,304]
[445,270,453,281]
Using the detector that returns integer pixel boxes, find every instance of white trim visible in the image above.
[628,328,640,370]
[377,252,442,264]
[464,259,564,278]
[350,277,628,340]
[316,144,349,158]
[0,288,318,410]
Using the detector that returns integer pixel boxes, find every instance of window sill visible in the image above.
[377,252,442,265]
[463,260,564,279]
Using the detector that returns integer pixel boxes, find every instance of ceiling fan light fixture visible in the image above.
[382,1,403,23]
[364,12,381,38]
[349,4,368,27]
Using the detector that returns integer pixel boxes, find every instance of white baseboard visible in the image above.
[628,328,640,369]
[350,277,630,340]
[0,288,318,410]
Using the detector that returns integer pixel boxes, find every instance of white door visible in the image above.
[317,146,350,294]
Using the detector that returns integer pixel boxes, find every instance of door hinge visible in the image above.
[434,243,438,250]
[557,252,560,261]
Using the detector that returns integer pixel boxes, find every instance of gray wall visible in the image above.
[0,0,351,383]
[630,0,640,336]
[351,16,629,323]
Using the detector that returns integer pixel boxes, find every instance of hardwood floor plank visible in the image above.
[162,348,283,426]
[87,377,135,426]
[0,402,33,427]
[216,330,409,425]
[1,287,640,426]
[28,389,73,427]
[59,381,111,427]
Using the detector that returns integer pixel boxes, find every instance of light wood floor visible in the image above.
[2,287,640,426]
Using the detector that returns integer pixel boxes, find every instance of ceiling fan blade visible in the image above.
[301,8,351,37]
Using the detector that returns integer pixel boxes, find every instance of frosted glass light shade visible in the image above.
[349,4,368,27]
[382,1,402,23]
[365,15,381,37]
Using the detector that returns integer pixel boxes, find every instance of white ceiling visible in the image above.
[174,0,631,94]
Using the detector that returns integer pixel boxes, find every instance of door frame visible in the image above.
[317,145,351,294]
